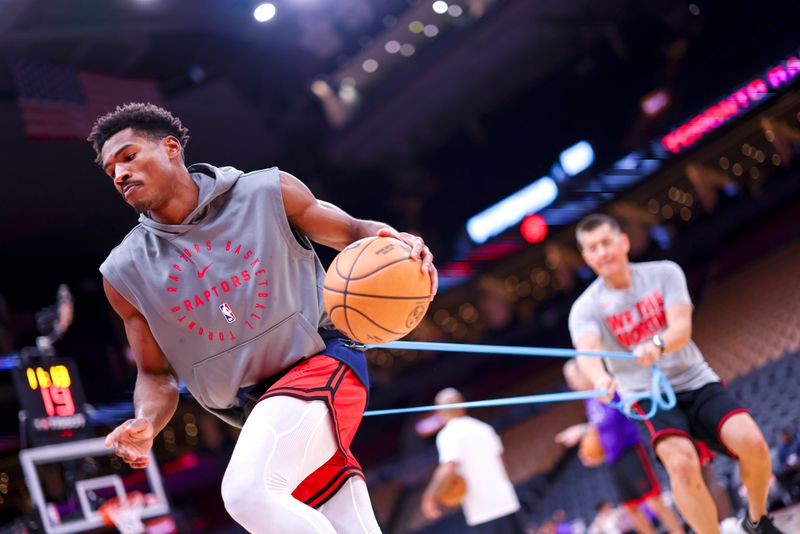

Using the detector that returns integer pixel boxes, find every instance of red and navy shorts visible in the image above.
[610,443,661,507]
[634,381,748,459]
[258,355,368,508]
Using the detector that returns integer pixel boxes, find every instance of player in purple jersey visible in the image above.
[556,360,684,534]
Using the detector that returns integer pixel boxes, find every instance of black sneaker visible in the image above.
[742,515,784,534]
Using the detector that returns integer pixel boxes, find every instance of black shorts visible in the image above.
[610,443,661,507]
[634,381,747,458]
[473,510,526,534]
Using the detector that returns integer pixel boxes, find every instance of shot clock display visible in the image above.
[12,357,92,445]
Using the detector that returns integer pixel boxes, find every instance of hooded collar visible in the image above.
[137,163,242,238]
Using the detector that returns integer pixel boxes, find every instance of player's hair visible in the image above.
[87,102,190,163]
[595,501,612,512]
[575,213,621,246]
[435,387,464,405]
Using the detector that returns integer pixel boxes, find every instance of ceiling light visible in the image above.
[447,4,463,16]
[408,20,424,33]
[385,40,401,54]
[432,1,448,14]
[253,3,276,22]
[400,44,416,57]
[362,59,379,73]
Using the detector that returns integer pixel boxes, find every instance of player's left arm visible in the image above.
[634,262,694,366]
[421,461,457,519]
[555,423,590,447]
[634,303,692,366]
[279,170,438,298]
[660,303,693,352]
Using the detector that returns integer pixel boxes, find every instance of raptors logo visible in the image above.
[166,239,269,341]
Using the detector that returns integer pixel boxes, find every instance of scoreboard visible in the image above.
[11,357,92,445]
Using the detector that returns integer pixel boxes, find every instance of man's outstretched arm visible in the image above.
[279,170,438,298]
[103,278,180,468]
[421,461,458,519]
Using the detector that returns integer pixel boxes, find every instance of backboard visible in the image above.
[19,437,169,534]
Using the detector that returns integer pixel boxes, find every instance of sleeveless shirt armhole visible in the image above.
[100,254,146,315]
[262,167,316,260]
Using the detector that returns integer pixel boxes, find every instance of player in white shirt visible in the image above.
[421,388,525,533]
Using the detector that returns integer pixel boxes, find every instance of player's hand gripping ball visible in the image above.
[434,472,467,507]
[578,425,605,466]
[323,236,432,344]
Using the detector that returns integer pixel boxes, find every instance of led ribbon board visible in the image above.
[662,54,800,154]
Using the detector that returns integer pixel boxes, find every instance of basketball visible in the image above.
[579,425,605,465]
[434,472,466,507]
[323,236,432,344]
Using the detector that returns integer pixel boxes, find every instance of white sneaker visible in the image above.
[719,516,744,534]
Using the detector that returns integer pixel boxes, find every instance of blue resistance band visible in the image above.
[363,341,676,420]
[367,340,635,360]
[609,367,677,420]
[364,390,608,416]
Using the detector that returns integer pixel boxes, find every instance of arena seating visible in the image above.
[519,349,799,526]
[693,239,800,380]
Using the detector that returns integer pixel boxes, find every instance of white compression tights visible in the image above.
[221,396,381,533]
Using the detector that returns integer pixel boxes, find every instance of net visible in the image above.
[98,491,146,534]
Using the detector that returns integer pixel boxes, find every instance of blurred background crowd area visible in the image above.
[0,0,799,532]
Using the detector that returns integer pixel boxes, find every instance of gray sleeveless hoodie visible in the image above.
[101,164,333,425]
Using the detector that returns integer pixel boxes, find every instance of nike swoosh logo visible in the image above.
[197,263,213,278]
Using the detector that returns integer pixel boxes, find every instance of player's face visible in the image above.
[101,128,177,213]
[578,224,630,279]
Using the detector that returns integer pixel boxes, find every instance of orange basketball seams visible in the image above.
[323,236,431,344]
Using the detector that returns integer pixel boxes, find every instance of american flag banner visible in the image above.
[10,60,164,140]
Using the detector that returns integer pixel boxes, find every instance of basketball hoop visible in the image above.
[98,491,146,534]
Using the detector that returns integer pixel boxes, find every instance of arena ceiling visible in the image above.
[0,0,796,314]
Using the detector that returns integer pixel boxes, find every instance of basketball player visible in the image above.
[421,388,525,534]
[89,103,438,533]
[556,360,684,534]
[568,213,781,534]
